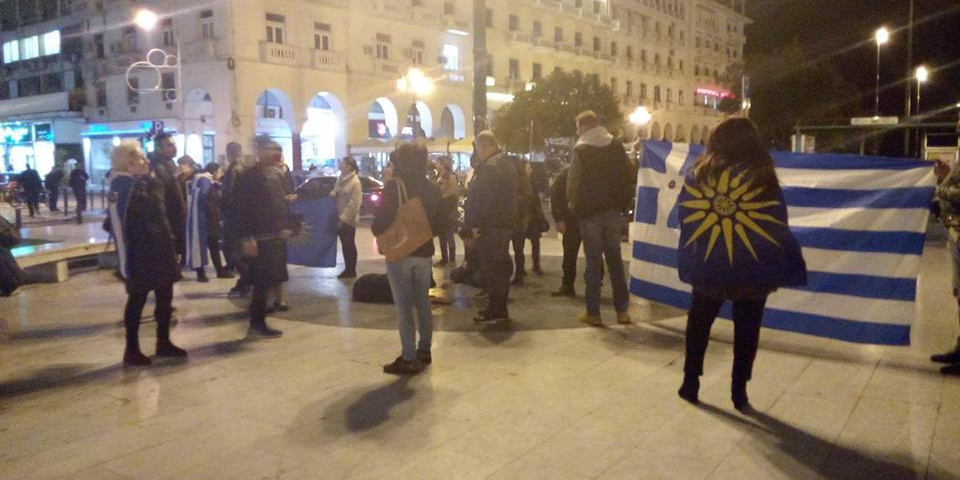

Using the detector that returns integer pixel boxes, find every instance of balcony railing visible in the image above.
[184,39,219,62]
[310,49,345,72]
[506,31,532,45]
[259,41,298,66]
[373,0,410,22]
[373,58,403,76]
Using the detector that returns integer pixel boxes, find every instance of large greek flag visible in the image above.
[630,141,936,346]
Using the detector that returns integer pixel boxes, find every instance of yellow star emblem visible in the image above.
[681,167,785,265]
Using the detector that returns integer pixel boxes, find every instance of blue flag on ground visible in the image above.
[287,196,339,268]
[630,141,936,346]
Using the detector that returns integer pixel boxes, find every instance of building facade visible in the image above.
[0,0,748,183]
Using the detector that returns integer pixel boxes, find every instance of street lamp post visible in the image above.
[629,106,652,160]
[874,27,889,118]
[129,8,183,138]
[914,65,929,158]
[396,68,434,139]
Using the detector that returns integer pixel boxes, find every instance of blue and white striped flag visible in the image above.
[630,141,936,346]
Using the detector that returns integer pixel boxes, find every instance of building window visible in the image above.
[667,88,672,103]
[123,27,138,52]
[626,81,633,97]
[95,81,106,108]
[678,89,684,105]
[162,27,175,47]
[376,33,391,59]
[485,8,493,28]
[554,27,563,42]
[640,83,647,99]
[508,58,519,80]
[2,39,18,63]
[42,72,61,93]
[574,32,582,47]
[592,36,600,51]
[314,22,331,50]
[610,77,617,94]
[443,43,459,70]
[532,62,542,80]
[127,76,139,105]
[22,35,40,59]
[654,85,661,102]
[508,15,518,32]
[42,30,59,55]
[200,10,214,39]
[626,45,633,60]
[265,13,285,44]
[610,41,617,56]
[161,72,175,101]
[410,40,424,65]
[443,1,454,14]
[532,21,541,38]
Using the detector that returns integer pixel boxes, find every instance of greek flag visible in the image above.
[630,141,936,346]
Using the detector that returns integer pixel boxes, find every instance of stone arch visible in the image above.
[184,88,214,164]
[368,97,399,140]
[438,104,467,139]
[255,88,295,168]
[663,123,673,143]
[690,125,701,145]
[404,101,433,138]
[650,121,661,140]
[701,126,711,144]
[301,92,347,168]
[674,124,686,143]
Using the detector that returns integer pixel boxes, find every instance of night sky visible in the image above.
[745,0,960,122]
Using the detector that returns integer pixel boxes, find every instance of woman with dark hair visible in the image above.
[334,156,363,278]
[434,156,460,266]
[108,141,187,366]
[371,143,444,375]
[676,117,806,411]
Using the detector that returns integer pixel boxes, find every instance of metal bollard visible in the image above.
[15,207,22,229]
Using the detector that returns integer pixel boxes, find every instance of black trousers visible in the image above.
[560,219,581,289]
[512,232,541,275]
[74,188,86,212]
[250,283,270,326]
[339,223,357,274]
[207,235,223,272]
[124,284,174,350]
[476,228,513,314]
[26,195,40,216]
[683,290,767,383]
[48,188,59,210]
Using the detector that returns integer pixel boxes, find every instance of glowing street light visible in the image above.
[629,106,652,126]
[397,68,434,138]
[134,9,159,30]
[873,27,890,118]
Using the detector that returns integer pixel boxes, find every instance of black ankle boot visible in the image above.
[678,374,700,404]
[732,379,751,412]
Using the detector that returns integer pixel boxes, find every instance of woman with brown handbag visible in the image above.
[371,143,444,375]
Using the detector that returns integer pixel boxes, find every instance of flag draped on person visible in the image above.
[631,141,936,346]
[185,173,213,270]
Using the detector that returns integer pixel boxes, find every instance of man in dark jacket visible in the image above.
[69,165,89,213]
[148,132,186,259]
[19,165,42,217]
[464,131,517,323]
[567,111,635,326]
[234,137,291,337]
[222,142,247,293]
[44,167,64,211]
[551,167,581,297]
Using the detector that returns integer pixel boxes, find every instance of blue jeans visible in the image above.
[385,256,434,360]
[580,210,630,315]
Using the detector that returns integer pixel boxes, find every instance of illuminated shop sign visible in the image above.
[0,122,33,144]
[34,123,53,142]
[695,87,734,99]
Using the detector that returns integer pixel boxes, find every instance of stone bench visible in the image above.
[12,241,116,283]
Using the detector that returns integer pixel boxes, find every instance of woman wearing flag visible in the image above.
[676,118,806,411]
[108,141,186,366]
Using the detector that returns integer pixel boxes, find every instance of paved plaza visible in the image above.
[1,227,958,480]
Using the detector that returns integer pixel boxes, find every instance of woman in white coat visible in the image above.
[334,157,363,278]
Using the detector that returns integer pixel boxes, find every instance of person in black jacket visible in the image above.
[69,165,89,213]
[19,165,42,217]
[234,137,291,338]
[148,132,186,260]
[464,131,518,323]
[221,142,247,292]
[107,141,186,366]
[567,111,635,327]
[550,167,583,297]
[371,143,444,375]
[44,167,64,211]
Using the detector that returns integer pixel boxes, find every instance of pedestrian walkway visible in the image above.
[0,229,957,480]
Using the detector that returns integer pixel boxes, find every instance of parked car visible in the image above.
[295,175,384,216]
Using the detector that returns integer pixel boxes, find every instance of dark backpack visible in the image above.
[352,274,394,303]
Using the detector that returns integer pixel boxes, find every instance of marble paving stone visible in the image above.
[2,230,960,480]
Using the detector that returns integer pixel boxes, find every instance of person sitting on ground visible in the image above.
[107,140,187,366]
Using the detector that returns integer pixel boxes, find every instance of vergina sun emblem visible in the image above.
[680,167,785,265]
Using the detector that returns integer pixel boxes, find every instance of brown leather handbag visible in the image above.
[376,179,433,261]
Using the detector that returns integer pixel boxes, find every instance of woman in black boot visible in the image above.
[675,118,806,412]
[108,141,187,366]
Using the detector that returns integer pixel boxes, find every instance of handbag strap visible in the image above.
[395,179,408,205]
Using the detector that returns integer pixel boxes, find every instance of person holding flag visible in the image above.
[676,118,807,411]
